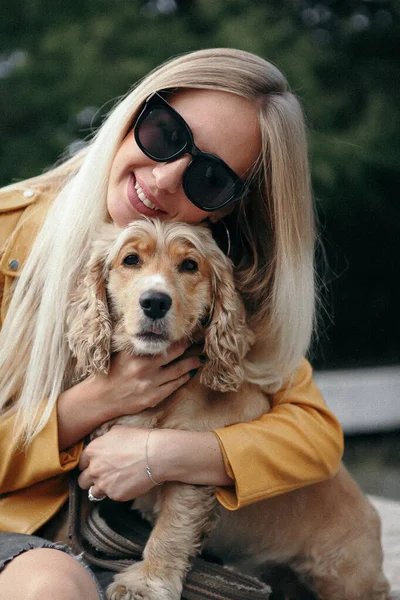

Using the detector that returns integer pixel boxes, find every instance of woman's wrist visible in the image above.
[148,429,234,487]
[57,374,117,450]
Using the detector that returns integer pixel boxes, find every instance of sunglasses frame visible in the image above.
[134,92,248,212]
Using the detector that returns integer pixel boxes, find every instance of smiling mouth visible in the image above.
[135,181,160,211]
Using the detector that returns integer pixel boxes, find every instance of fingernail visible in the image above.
[199,355,207,364]
[189,369,198,378]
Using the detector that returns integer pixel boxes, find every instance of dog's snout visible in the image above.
[139,290,172,320]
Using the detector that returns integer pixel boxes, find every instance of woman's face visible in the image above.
[107,88,261,227]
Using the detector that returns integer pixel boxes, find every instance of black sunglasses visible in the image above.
[134,92,248,212]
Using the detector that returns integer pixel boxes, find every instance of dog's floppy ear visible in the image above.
[201,252,254,392]
[66,226,116,381]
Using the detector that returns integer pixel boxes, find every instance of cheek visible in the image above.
[176,202,209,224]
[108,135,143,191]
[109,143,127,181]
[107,271,140,316]
[179,276,212,320]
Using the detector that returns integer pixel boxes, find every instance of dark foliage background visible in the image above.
[1,0,399,370]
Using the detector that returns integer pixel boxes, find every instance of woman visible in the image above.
[0,48,343,598]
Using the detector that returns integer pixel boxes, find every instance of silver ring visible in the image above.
[88,485,106,502]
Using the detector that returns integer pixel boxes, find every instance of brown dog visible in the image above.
[66,219,389,600]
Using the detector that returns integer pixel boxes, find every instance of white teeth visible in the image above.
[135,182,159,211]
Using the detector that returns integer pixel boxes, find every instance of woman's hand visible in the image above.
[78,426,154,501]
[57,342,203,450]
[94,342,203,418]
[78,426,233,502]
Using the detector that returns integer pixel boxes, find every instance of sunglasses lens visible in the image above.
[135,95,246,211]
[136,107,187,160]
[185,157,240,210]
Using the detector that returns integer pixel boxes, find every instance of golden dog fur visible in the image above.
[66,219,389,600]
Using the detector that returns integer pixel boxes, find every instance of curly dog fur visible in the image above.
[66,219,389,600]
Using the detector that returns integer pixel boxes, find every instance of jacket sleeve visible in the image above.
[213,358,344,510]
[0,406,83,495]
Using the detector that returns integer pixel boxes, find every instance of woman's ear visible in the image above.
[200,252,254,392]
[66,232,113,381]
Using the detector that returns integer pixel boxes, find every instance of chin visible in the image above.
[132,334,171,356]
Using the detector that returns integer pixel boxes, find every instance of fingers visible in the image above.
[156,351,207,401]
[77,468,91,491]
[78,450,89,472]
[77,452,107,498]
[158,371,194,399]
[158,340,192,367]
[93,341,207,417]
[163,352,203,378]
[168,342,204,362]
[112,341,204,380]
[79,473,107,501]
[77,427,157,502]
[88,486,106,501]
[159,341,206,384]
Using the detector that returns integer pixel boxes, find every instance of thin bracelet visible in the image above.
[145,428,163,486]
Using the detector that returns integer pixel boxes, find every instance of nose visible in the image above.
[139,290,172,320]
[152,155,191,193]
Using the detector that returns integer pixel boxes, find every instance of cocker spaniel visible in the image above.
[67,218,389,600]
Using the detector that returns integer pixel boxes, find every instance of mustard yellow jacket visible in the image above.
[0,184,344,534]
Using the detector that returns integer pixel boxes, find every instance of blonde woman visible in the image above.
[0,49,343,598]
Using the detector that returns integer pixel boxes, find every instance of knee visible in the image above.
[1,548,100,600]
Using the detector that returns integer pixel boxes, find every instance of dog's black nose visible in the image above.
[139,291,172,320]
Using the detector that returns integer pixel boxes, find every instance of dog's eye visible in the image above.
[179,259,198,273]
[123,254,140,267]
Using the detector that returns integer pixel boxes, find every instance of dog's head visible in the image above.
[67,219,254,391]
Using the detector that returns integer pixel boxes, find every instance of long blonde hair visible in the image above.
[0,48,315,445]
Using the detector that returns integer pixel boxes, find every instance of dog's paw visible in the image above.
[107,582,137,600]
[106,566,180,600]
[107,581,173,600]
[107,582,144,600]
